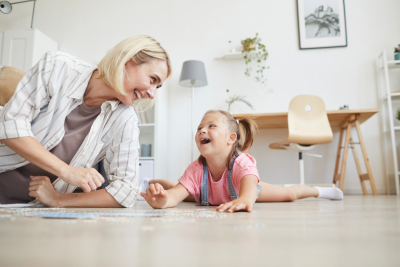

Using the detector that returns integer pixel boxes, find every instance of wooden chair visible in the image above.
[269,95,333,185]
[0,65,25,106]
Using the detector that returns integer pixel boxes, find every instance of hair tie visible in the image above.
[236,120,239,124]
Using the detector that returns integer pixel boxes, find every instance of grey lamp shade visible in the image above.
[179,60,208,87]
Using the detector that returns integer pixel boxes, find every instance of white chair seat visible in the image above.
[280,143,318,152]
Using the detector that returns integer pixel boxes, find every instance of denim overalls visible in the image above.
[201,151,261,206]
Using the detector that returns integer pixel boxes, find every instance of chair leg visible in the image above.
[339,123,352,190]
[333,127,345,184]
[349,134,368,195]
[299,152,305,185]
[354,119,378,195]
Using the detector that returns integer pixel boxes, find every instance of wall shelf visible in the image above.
[221,52,244,59]
[215,51,256,60]
[386,60,400,68]
[384,92,400,100]
[390,92,400,98]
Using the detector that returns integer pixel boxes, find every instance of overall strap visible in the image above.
[227,151,241,201]
[200,151,242,205]
[201,161,210,206]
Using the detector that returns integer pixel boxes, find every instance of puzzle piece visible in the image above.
[19,211,166,219]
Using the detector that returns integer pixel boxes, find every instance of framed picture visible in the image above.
[297,0,347,49]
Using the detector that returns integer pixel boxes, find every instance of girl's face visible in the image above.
[195,112,236,158]
[117,59,168,106]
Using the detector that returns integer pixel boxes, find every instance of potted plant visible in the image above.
[225,90,254,113]
[241,33,269,85]
[395,44,400,60]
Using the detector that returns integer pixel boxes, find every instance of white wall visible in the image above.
[2,0,400,194]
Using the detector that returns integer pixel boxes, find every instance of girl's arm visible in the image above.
[216,175,258,213]
[140,183,190,209]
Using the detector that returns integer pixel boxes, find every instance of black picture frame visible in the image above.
[297,0,347,49]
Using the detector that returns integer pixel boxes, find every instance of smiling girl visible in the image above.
[140,110,343,213]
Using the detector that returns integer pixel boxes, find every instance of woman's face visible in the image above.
[117,59,168,106]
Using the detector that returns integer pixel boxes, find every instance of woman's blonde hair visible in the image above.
[199,110,258,168]
[97,35,171,109]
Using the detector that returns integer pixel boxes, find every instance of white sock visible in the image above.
[314,187,343,200]
[137,177,151,201]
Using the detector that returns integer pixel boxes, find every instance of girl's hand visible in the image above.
[59,166,105,193]
[28,176,61,207]
[216,197,254,213]
[140,183,169,209]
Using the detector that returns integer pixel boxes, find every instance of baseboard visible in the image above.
[273,184,390,195]
[342,187,388,195]
[283,183,336,188]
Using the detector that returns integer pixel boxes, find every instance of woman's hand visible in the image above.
[140,183,169,209]
[216,197,254,213]
[28,176,61,207]
[59,166,105,192]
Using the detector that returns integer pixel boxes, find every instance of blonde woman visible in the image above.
[0,35,171,207]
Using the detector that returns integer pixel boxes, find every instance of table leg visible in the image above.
[333,128,345,184]
[354,118,378,195]
[349,133,368,195]
[339,123,352,190]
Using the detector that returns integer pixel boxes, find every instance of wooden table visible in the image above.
[233,109,378,132]
[233,109,379,195]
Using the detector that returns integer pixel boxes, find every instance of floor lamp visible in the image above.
[179,60,208,162]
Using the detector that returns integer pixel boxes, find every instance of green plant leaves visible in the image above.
[241,33,268,85]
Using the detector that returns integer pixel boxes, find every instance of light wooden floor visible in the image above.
[0,196,399,267]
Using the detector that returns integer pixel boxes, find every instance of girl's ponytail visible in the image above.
[237,117,258,153]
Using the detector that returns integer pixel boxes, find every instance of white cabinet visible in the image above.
[137,84,169,180]
[0,28,58,71]
[139,160,154,180]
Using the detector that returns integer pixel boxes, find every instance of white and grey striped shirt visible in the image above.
[0,51,140,207]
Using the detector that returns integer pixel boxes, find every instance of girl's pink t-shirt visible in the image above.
[178,153,259,205]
